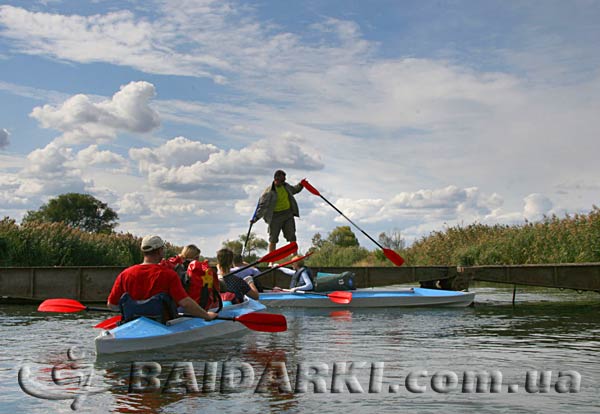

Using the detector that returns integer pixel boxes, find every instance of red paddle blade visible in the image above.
[259,242,298,263]
[277,251,314,268]
[233,312,287,332]
[327,291,352,304]
[383,248,405,266]
[300,179,321,196]
[38,298,87,313]
[94,315,122,329]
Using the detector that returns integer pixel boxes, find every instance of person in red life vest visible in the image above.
[107,235,217,321]
[161,244,222,311]
[216,248,259,304]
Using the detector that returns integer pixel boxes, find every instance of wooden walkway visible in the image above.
[1,263,599,302]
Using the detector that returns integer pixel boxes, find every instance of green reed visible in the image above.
[0,217,181,267]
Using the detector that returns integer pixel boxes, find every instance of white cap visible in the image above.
[141,235,165,252]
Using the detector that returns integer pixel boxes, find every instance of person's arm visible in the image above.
[290,269,313,292]
[178,297,218,320]
[290,182,304,194]
[244,279,260,300]
[277,266,295,276]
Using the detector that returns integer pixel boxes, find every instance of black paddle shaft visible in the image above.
[318,195,385,250]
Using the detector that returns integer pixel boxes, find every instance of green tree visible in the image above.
[378,229,405,250]
[22,193,119,233]
[327,226,359,247]
[311,232,325,250]
[222,232,268,261]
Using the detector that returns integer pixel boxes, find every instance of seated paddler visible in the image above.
[107,235,218,323]
[274,255,314,292]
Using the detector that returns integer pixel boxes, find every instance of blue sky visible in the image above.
[1,0,599,256]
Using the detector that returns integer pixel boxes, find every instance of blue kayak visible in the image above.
[95,298,266,355]
[259,287,475,308]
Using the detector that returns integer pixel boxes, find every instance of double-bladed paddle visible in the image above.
[300,179,405,267]
[91,243,297,330]
[253,251,314,280]
[242,203,259,258]
[292,290,352,304]
[224,241,298,278]
[38,298,287,332]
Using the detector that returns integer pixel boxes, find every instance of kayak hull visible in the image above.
[259,288,475,308]
[95,298,266,355]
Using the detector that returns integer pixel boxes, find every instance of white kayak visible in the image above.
[259,287,475,308]
[95,298,266,355]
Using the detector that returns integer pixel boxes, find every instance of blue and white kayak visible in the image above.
[259,287,475,308]
[95,298,265,355]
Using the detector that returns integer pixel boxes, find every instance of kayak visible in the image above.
[259,287,475,308]
[95,298,266,355]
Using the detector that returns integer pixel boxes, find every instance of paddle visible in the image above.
[300,179,405,267]
[38,298,113,313]
[96,312,287,332]
[253,251,314,280]
[39,298,287,332]
[292,290,353,304]
[242,203,259,258]
[94,315,122,329]
[223,241,298,278]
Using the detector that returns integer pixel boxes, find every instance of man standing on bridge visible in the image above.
[251,170,304,256]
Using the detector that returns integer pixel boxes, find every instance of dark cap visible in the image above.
[274,169,286,178]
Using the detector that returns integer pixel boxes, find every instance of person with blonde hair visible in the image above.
[275,255,314,292]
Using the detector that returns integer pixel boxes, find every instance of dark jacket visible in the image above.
[254,181,303,224]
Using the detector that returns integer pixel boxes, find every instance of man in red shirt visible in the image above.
[107,235,217,321]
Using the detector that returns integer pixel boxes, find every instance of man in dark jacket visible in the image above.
[251,170,304,254]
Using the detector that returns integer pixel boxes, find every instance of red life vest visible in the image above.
[187,260,222,311]
[161,257,222,311]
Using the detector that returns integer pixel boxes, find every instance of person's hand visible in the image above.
[272,286,283,291]
[205,311,218,321]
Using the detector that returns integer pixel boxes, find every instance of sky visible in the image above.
[1,0,599,256]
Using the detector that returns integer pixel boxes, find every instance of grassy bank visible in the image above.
[2,206,599,267]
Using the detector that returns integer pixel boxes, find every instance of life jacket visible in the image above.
[290,266,314,290]
[161,256,223,312]
[160,256,190,288]
[118,292,178,325]
[187,260,223,312]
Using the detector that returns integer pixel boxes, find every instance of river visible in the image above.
[1,284,599,413]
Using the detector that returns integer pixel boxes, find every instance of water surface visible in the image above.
[1,285,598,413]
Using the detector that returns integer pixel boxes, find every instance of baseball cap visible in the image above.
[141,235,165,252]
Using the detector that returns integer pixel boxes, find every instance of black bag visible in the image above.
[313,271,356,292]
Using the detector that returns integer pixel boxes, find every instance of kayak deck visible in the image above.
[259,287,475,308]
[95,298,266,355]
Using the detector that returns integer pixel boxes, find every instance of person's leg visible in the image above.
[268,214,284,254]
[281,216,297,243]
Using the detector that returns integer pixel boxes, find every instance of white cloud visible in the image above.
[0,128,9,149]
[72,145,129,172]
[129,134,323,197]
[29,81,160,145]
[523,193,553,221]
[116,192,151,216]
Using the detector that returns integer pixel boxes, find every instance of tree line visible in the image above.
[1,193,599,267]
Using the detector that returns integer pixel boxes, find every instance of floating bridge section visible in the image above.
[1,263,599,303]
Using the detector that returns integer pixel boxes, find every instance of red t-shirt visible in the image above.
[107,263,189,305]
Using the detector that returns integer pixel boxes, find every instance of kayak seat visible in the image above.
[118,292,178,325]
